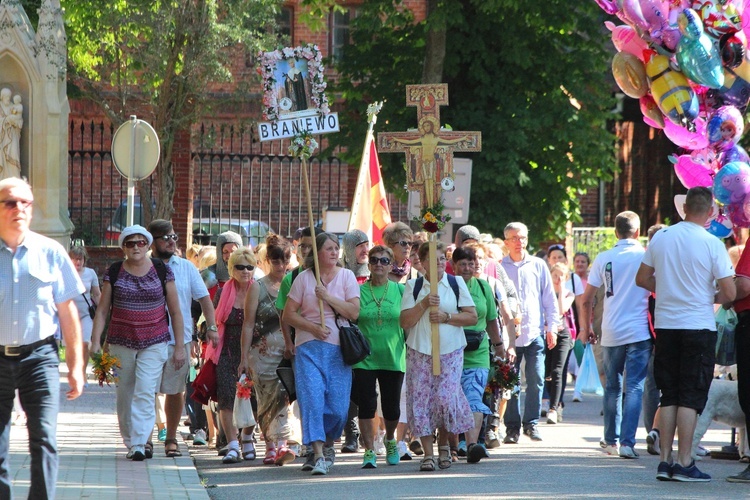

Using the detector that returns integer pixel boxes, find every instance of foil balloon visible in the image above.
[595,0,620,15]
[640,95,665,128]
[719,31,746,69]
[623,0,670,34]
[663,116,708,148]
[708,211,735,236]
[605,21,651,60]
[721,144,750,165]
[676,9,725,89]
[613,52,650,98]
[728,197,750,227]
[646,53,700,126]
[707,105,744,151]
[693,0,742,40]
[713,161,750,204]
[715,67,750,112]
[669,151,715,188]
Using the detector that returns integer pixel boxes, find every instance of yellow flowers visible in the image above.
[91,351,121,386]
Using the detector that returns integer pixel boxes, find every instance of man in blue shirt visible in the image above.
[500,222,559,443]
[0,177,84,499]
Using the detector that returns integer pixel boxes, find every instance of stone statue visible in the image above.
[0,88,23,180]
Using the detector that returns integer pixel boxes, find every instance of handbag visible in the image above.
[715,307,737,366]
[463,329,485,351]
[276,357,297,403]
[82,294,96,320]
[190,358,218,405]
[574,344,604,396]
[334,311,371,365]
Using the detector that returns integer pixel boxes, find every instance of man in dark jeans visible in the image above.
[728,246,750,483]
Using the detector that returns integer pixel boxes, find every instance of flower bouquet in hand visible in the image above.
[233,373,256,428]
[91,351,121,386]
[486,357,520,400]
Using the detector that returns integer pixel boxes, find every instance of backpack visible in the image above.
[412,274,461,312]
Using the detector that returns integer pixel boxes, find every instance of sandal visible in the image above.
[263,447,277,465]
[450,447,459,462]
[164,438,182,458]
[438,445,452,469]
[145,441,153,459]
[419,456,435,471]
[222,448,242,464]
[241,437,256,461]
[275,446,296,466]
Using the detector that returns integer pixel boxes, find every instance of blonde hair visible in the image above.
[228,247,257,279]
[198,246,217,270]
[186,244,202,261]
[550,262,570,279]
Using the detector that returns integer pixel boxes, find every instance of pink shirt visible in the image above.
[288,268,360,347]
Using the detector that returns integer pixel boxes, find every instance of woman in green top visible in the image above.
[451,246,505,463]
[352,245,406,469]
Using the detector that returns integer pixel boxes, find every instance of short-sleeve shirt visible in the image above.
[734,247,750,313]
[287,268,360,347]
[0,232,84,345]
[105,263,175,350]
[642,221,735,331]
[166,255,209,344]
[463,277,498,369]
[72,267,99,320]
[401,273,476,356]
[275,268,297,311]
[587,239,651,347]
[354,281,406,372]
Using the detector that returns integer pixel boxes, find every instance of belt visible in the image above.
[0,336,55,357]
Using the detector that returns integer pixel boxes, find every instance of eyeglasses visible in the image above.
[0,199,32,210]
[505,236,527,243]
[369,256,391,266]
[158,234,179,242]
[123,240,148,249]
[234,264,255,271]
[396,240,411,248]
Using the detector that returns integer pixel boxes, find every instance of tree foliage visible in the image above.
[331,0,618,240]
[61,0,281,220]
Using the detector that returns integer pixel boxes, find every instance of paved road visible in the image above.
[192,389,749,499]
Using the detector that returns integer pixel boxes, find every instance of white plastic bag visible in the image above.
[574,344,604,396]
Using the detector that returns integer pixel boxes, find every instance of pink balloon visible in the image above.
[663,116,709,149]
[623,0,670,34]
[606,22,651,61]
[670,151,715,188]
[728,197,750,226]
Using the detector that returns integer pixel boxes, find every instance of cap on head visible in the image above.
[456,225,481,244]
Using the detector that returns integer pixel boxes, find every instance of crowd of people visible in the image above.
[5,176,750,494]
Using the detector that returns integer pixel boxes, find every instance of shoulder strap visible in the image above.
[151,258,168,297]
[291,266,301,283]
[412,276,424,301]
[108,261,124,289]
[446,274,460,307]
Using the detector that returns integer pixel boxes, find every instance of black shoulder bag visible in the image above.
[334,310,371,365]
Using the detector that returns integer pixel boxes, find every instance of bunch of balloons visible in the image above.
[596,0,750,237]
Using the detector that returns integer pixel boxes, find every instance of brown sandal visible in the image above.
[164,438,182,457]
[438,445,452,469]
[419,456,435,471]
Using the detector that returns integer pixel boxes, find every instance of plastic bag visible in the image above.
[574,344,604,396]
[233,373,256,428]
[715,307,737,366]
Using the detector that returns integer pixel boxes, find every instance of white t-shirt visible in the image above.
[72,267,99,320]
[587,239,651,347]
[167,256,209,344]
[402,273,476,355]
[642,221,734,331]
[565,273,584,296]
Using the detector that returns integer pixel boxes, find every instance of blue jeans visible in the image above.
[0,341,60,500]
[504,335,545,430]
[602,339,652,448]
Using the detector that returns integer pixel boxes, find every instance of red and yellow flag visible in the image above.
[348,137,391,244]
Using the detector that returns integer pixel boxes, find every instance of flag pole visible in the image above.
[347,101,384,232]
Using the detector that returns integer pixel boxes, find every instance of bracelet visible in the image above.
[493,342,503,347]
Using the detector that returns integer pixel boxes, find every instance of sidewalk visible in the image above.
[9,365,208,500]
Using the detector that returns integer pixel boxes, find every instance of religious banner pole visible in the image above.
[378,84,482,375]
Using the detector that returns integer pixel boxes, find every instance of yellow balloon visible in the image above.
[612,52,649,98]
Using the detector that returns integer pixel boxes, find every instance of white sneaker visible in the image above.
[397,440,412,460]
[604,444,619,456]
[485,429,501,448]
[619,445,639,459]
[193,429,207,446]
[646,429,660,456]
[546,409,558,424]
[572,391,583,402]
[311,457,330,475]
[374,430,386,455]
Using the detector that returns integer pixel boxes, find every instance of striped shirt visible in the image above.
[0,231,84,346]
[105,263,174,350]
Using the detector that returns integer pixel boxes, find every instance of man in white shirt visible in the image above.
[636,187,735,482]
[149,220,218,457]
[580,211,652,460]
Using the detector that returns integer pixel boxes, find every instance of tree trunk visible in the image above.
[421,0,446,84]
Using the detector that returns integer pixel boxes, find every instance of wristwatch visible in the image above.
[207,325,218,332]
[444,313,452,324]
[493,342,503,347]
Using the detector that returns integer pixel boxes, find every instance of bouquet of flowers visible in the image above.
[90,351,121,387]
[288,131,319,159]
[414,202,451,233]
[486,357,520,399]
[233,373,256,428]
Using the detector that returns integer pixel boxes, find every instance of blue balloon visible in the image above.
[713,161,750,205]
[707,218,733,238]
[721,145,750,166]
[676,9,724,89]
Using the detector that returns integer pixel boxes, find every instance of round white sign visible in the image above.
[111,119,160,181]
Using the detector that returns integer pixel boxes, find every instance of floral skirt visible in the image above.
[406,347,474,438]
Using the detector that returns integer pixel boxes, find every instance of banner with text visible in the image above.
[258,113,340,142]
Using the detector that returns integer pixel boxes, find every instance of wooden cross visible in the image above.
[377,84,482,375]
[377,84,481,207]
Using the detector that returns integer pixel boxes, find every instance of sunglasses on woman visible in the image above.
[123,240,148,249]
[234,264,255,271]
[369,256,391,266]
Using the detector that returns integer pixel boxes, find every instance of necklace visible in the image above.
[369,280,390,326]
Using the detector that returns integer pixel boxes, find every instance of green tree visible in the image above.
[61,0,281,220]
[332,0,618,240]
